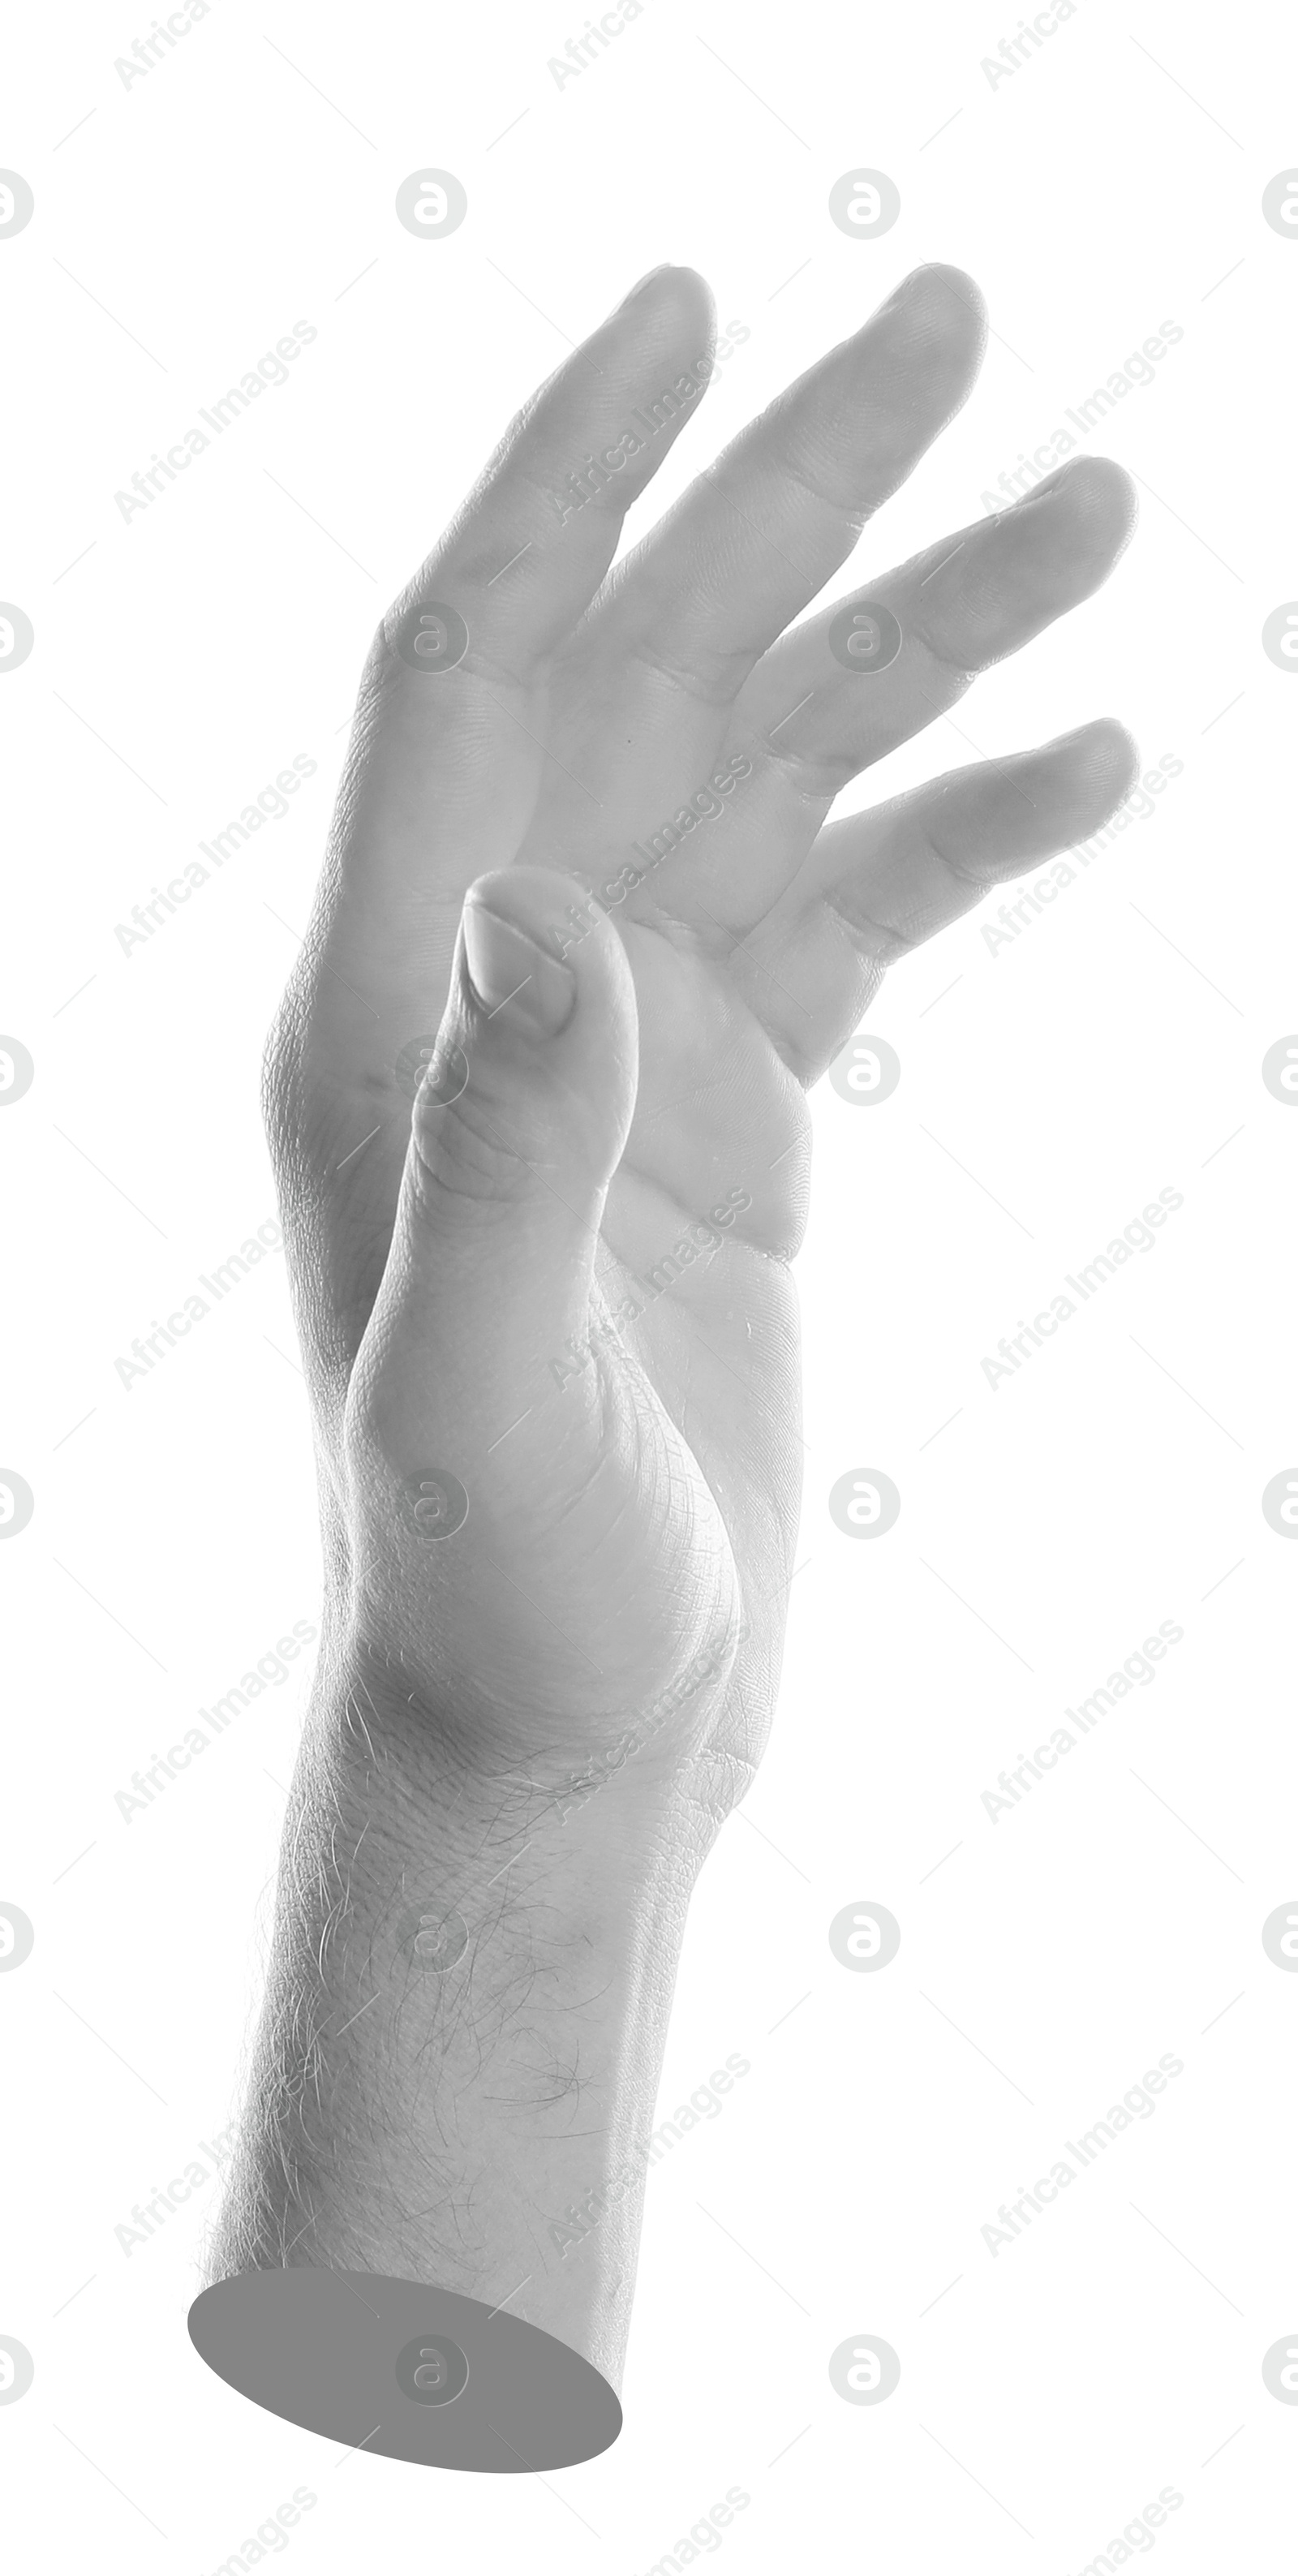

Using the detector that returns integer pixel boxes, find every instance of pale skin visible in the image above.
[208,263,1137,2389]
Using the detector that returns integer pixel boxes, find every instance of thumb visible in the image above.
[352,864,639,1484]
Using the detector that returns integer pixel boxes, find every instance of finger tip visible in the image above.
[993,456,1139,617]
[465,865,634,999]
[1047,716,1141,811]
[1051,454,1140,553]
[621,261,716,342]
[905,260,987,319]
[466,862,595,933]
[1090,712,1141,766]
[896,262,988,362]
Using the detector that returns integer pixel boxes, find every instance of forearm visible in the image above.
[206,1644,699,2389]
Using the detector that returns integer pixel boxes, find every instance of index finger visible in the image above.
[571,264,986,699]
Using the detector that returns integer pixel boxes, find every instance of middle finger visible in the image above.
[521,262,987,873]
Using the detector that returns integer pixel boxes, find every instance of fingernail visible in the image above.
[462,902,576,1035]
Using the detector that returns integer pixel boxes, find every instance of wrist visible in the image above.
[209,1646,699,2386]
[317,1600,735,1910]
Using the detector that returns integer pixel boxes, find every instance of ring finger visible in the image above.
[636,456,1137,942]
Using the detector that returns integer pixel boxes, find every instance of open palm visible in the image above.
[268,262,1136,1842]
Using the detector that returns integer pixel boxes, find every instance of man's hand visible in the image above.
[212,264,1136,2385]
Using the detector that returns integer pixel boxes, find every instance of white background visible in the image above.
[3,0,1296,2568]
